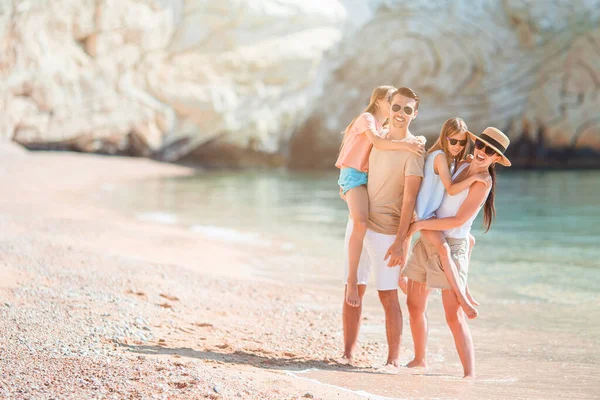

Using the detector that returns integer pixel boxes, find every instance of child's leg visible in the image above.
[345,185,369,308]
[465,234,479,306]
[421,230,477,319]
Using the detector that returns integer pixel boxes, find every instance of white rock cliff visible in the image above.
[0,0,598,167]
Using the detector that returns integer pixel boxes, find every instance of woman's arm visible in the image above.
[435,155,488,195]
[363,129,425,155]
[410,182,490,234]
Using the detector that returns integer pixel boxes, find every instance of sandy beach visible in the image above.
[1,146,599,400]
[0,146,393,399]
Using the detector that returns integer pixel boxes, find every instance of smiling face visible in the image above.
[389,94,418,130]
[472,141,501,167]
[446,131,468,157]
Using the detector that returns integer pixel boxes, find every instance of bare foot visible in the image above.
[463,372,476,379]
[461,301,478,319]
[406,358,427,368]
[466,289,479,306]
[398,275,408,295]
[338,354,353,365]
[346,283,360,307]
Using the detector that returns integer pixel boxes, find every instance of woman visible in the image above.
[399,118,490,319]
[402,127,512,378]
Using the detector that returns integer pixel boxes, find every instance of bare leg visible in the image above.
[465,284,479,307]
[442,289,475,378]
[466,234,479,306]
[378,289,402,366]
[342,284,367,363]
[406,280,431,368]
[345,185,369,308]
[421,231,477,319]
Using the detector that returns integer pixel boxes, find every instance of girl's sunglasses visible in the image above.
[474,139,498,156]
[447,137,468,146]
[391,104,414,115]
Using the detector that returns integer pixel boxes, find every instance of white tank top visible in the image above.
[436,163,489,238]
[414,150,449,220]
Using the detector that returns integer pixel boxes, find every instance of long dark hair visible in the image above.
[483,165,496,232]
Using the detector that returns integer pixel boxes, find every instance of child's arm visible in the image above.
[408,182,489,235]
[363,128,425,156]
[434,155,490,196]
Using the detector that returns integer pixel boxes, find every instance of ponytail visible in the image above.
[483,165,496,232]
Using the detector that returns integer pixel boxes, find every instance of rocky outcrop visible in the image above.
[289,0,600,169]
[0,0,355,165]
[1,0,599,168]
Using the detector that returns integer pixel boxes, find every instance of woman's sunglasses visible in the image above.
[474,139,498,156]
[391,104,414,115]
[447,137,468,147]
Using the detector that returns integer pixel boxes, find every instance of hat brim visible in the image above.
[468,131,512,167]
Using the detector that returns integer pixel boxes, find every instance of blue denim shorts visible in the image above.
[338,167,368,194]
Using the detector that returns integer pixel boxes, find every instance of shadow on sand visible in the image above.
[117,343,455,380]
[117,343,401,375]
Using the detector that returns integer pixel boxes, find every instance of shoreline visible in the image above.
[15,145,600,171]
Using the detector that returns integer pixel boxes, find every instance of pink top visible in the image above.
[335,113,382,173]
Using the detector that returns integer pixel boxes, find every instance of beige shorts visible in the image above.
[402,236,469,290]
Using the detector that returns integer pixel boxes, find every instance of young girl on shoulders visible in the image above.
[336,85,426,308]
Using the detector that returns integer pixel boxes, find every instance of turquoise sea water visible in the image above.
[108,170,600,302]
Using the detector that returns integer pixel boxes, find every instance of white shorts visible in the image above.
[343,219,400,291]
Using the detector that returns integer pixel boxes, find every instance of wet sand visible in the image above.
[1,146,598,399]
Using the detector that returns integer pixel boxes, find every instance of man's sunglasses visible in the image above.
[474,139,498,156]
[447,137,468,146]
[391,104,414,115]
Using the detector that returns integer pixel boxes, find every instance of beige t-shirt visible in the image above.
[367,147,425,235]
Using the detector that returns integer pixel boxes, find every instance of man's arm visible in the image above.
[385,175,422,267]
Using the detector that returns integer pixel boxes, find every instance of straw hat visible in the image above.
[468,127,512,167]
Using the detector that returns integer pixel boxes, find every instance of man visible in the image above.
[342,87,425,367]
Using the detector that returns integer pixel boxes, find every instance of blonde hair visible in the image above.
[339,85,396,151]
[427,117,470,170]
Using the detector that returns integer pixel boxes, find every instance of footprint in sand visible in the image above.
[159,293,180,301]
[126,289,147,297]
[193,322,213,328]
